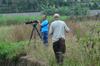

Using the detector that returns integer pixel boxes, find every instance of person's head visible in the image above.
[42,15,47,20]
[53,13,60,20]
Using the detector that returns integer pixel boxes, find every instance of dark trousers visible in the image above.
[53,38,66,64]
[41,31,48,46]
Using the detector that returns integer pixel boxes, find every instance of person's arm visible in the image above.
[41,20,48,27]
[37,20,41,30]
[49,23,53,35]
[37,20,41,25]
[64,23,70,33]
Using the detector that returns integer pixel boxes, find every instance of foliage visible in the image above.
[0,15,34,26]
[0,15,69,26]
[42,3,89,16]
[42,6,56,15]
[0,16,100,66]
[0,0,99,13]
[0,41,27,60]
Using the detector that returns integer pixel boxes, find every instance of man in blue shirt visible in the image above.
[39,15,49,46]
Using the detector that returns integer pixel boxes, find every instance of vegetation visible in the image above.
[0,15,69,26]
[42,2,90,15]
[0,0,100,15]
[0,41,27,60]
[0,0,100,65]
[0,16,100,65]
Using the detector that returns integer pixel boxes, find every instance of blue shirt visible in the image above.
[41,20,49,32]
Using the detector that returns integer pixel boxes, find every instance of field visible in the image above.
[0,14,69,26]
[0,15,100,66]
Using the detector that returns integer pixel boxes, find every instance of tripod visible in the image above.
[28,24,42,45]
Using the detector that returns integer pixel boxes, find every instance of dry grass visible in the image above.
[0,20,100,66]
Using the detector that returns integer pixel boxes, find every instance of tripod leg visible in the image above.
[35,27,42,40]
[33,29,37,48]
[28,27,34,45]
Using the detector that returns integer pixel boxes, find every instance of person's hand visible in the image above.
[37,20,41,25]
[37,20,41,30]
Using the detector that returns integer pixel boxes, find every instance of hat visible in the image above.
[53,13,60,18]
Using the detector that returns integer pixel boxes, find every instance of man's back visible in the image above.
[49,13,70,64]
[49,20,70,42]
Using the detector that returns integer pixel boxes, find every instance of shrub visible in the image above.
[0,41,27,60]
[42,6,56,15]
[56,6,70,15]
[42,6,70,15]
[42,4,89,16]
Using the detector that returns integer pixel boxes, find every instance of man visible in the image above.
[49,13,70,65]
[39,15,49,46]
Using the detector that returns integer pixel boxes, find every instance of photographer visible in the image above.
[39,15,49,46]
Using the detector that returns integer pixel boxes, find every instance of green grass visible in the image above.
[0,41,27,60]
[0,17,100,66]
[0,15,35,25]
[0,15,69,26]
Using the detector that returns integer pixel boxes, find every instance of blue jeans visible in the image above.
[42,31,48,46]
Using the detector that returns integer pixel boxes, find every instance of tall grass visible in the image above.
[0,15,69,26]
[0,20,100,66]
[0,41,27,60]
[0,15,35,25]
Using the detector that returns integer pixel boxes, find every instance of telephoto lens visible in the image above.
[25,20,38,24]
[25,21,33,24]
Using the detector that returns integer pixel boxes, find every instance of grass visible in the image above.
[0,15,36,25]
[0,17,100,66]
[0,41,27,60]
[0,15,69,26]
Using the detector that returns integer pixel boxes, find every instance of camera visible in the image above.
[25,20,39,24]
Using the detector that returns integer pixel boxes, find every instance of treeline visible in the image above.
[0,0,100,15]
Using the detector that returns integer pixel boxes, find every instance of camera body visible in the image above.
[25,20,39,28]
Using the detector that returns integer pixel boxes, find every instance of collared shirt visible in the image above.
[41,19,49,32]
[49,20,70,42]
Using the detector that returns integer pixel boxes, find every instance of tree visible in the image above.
[0,0,99,13]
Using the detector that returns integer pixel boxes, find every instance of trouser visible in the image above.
[42,31,48,46]
[53,38,66,64]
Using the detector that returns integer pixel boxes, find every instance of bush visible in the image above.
[73,4,89,16]
[42,6,56,15]
[0,41,27,60]
[56,7,70,15]
[42,4,89,16]
[42,6,70,15]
